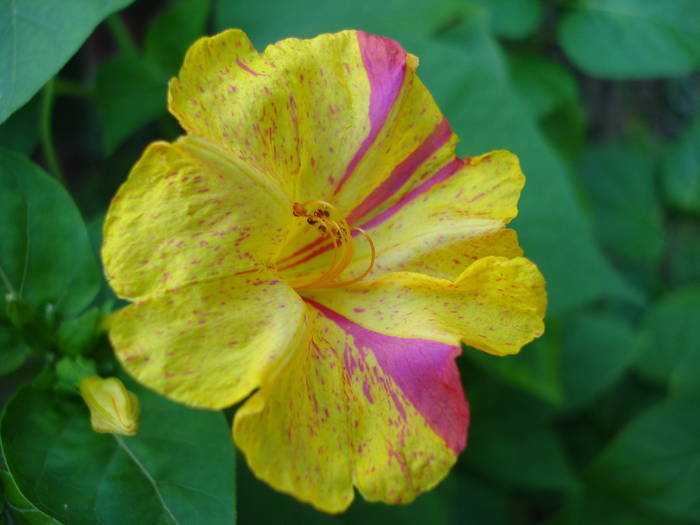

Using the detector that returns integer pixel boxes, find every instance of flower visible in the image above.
[79,376,140,436]
[102,28,546,512]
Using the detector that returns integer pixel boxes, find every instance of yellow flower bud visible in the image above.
[79,376,140,436]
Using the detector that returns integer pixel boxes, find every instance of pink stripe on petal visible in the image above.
[347,117,453,224]
[307,299,469,454]
[360,157,464,231]
[334,32,407,195]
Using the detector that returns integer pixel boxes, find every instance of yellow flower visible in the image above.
[79,376,140,436]
[102,29,546,512]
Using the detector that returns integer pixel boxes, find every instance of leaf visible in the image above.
[0,94,40,155]
[144,0,211,75]
[560,313,641,409]
[0,324,30,375]
[465,397,577,490]
[665,219,700,287]
[95,57,168,155]
[56,307,101,356]
[578,142,665,276]
[468,0,543,39]
[636,286,700,396]
[0,470,61,525]
[216,1,638,312]
[0,149,100,317]
[1,380,236,525]
[558,0,700,79]
[507,52,579,120]
[0,0,135,124]
[662,115,700,215]
[466,332,563,405]
[587,395,700,521]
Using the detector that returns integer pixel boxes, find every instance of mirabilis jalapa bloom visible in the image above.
[103,28,546,512]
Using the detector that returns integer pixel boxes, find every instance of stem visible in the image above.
[106,14,138,58]
[54,78,94,99]
[40,79,65,184]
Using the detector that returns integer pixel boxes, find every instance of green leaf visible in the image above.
[0,324,30,376]
[95,57,167,155]
[636,286,700,396]
[662,116,700,215]
[0,149,100,316]
[0,470,61,525]
[665,219,700,287]
[558,0,700,79]
[57,307,101,356]
[1,381,236,525]
[578,142,665,274]
[53,356,96,393]
[587,395,700,521]
[0,149,100,317]
[507,52,579,120]
[144,0,211,75]
[0,95,40,155]
[560,313,641,409]
[466,332,563,405]
[215,1,638,312]
[468,0,543,39]
[0,0,135,124]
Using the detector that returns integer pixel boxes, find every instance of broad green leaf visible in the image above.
[558,0,700,79]
[56,307,101,356]
[468,0,543,39]
[636,286,700,396]
[1,381,236,525]
[587,395,700,521]
[466,332,563,405]
[662,116,700,214]
[560,313,641,409]
[666,220,700,287]
[465,400,577,490]
[507,52,579,120]
[0,149,100,317]
[0,324,30,375]
[144,0,211,75]
[95,57,167,154]
[0,470,61,525]
[216,0,638,312]
[0,0,135,124]
[578,142,665,277]
[0,95,40,155]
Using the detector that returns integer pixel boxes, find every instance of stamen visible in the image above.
[283,200,376,290]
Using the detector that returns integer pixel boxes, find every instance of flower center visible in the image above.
[281,200,376,290]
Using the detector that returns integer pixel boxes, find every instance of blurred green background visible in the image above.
[1,0,699,524]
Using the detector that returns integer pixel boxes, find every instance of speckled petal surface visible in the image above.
[305,256,546,356]
[102,137,291,301]
[107,272,307,409]
[279,150,526,284]
[234,302,467,513]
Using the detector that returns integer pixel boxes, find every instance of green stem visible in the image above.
[54,78,94,99]
[106,14,138,57]
[40,79,65,184]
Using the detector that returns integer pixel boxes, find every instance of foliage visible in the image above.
[1,0,699,523]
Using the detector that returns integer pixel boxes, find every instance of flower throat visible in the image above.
[282,200,375,290]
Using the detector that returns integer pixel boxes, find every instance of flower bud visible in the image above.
[79,376,140,436]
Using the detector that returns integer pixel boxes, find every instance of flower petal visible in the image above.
[234,303,467,513]
[279,150,525,284]
[304,256,546,356]
[102,137,291,301]
[107,273,307,409]
[168,29,455,215]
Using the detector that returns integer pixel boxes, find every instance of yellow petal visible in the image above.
[304,256,546,356]
[280,150,526,284]
[102,137,291,301]
[234,304,467,513]
[169,29,455,216]
[79,376,140,436]
[107,272,307,409]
